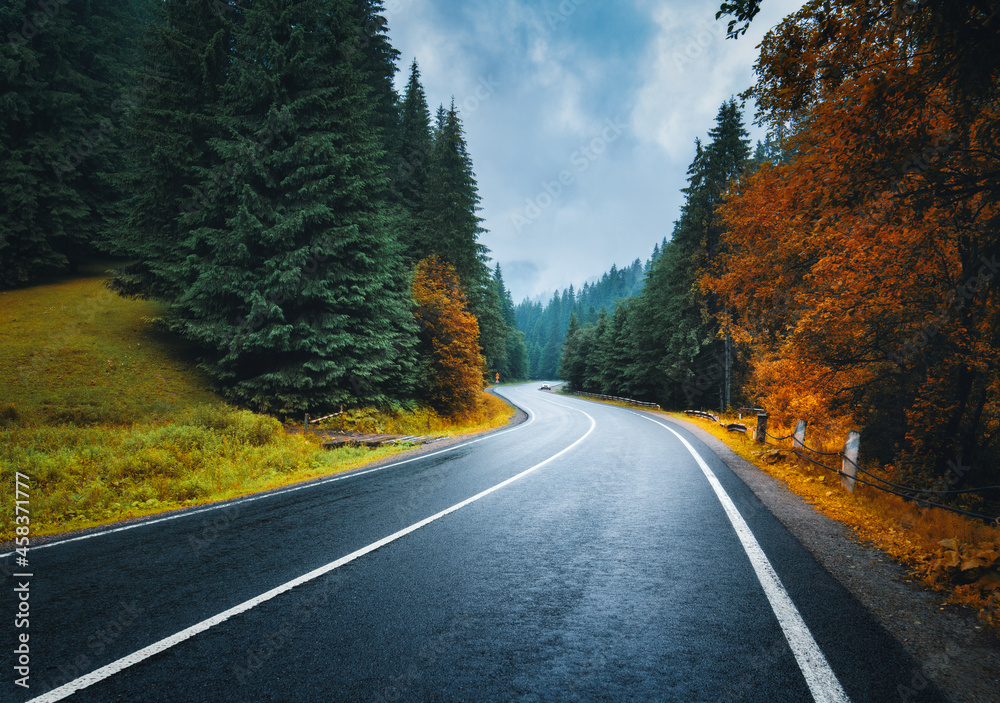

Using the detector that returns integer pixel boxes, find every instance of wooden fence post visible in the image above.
[842,431,860,493]
[756,413,768,443]
[793,419,807,452]
[303,413,310,433]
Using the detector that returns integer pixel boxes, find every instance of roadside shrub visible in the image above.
[8,447,73,487]
[227,410,283,446]
[149,425,211,453]
[77,481,106,512]
[116,447,183,479]
[128,483,157,504]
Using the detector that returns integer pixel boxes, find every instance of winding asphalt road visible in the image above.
[3,384,946,702]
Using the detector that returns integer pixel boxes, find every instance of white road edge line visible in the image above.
[25,400,596,703]
[633,411,851,703]
[0,388,535,558]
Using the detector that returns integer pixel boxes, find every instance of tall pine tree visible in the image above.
[165,0,417,412]
[1,0,140,286]
[392,59,433,222]
[420,100,507,378]
[350,0,400,167]
[493,264,528,381]
[107,0,235,299]
[420,101,488,286]
[630,99,750,408]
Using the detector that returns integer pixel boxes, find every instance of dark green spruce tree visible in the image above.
[391,59,433,226]
[167,0,417,412]
[420,100,507,378]
[420,102,489,285]
[598,300,636,396]
[558,313,586,391]
[0,0,140,286]
[390,60,433,262]
[73,0,143,254]
[494,264,528,381]
[536,291,564,379]
[582,308,608,391]
[350,0,400,166]
[629,98,751,408]
[107,0,235,299]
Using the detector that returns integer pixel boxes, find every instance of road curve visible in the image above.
[2,384,945,702]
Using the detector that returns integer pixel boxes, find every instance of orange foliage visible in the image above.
[704,0,1000,483]
[412,255,486,417]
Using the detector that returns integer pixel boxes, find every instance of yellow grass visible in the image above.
[0,267,515,541]
[0,262,219,425]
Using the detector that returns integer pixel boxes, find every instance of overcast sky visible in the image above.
[386,0,805,302]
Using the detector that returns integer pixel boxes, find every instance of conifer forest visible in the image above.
[2,0,999,498]
[1,0,527,415]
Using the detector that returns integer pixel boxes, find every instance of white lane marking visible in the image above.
[633,412,851,703]
[25,404,596,703]
[0,388,536,558]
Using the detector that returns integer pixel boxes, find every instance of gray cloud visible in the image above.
[390,0,806,301]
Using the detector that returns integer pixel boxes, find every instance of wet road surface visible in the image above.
[2,384,946,702]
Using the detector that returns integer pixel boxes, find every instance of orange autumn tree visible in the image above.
[412,255,486,416]
[705,0,1000,491]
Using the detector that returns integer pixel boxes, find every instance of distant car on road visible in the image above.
[540,384,551,391]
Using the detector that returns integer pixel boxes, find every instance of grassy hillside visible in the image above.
[0,266,513,540]
[1,263,219,426]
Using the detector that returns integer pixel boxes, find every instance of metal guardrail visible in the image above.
[757,415,999,522]
[574,391,660,410]
[684,410,748,434]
